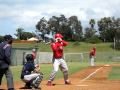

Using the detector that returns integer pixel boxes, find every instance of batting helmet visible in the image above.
[55,33,63,39]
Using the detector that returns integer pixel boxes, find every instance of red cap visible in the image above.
[55,33,63,39]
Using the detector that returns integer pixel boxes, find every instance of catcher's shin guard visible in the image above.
[32,72,43,89]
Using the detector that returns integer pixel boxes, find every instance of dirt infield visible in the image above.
[1,64,120,90]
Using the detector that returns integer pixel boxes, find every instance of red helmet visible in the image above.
[55,33,63,39]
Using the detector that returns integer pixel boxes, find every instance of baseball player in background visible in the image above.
[89,46,96,66]
[46,33,71,86]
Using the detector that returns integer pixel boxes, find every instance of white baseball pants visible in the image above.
[49,58,69,81]
[90,56,95,66]
[24,73,40,82]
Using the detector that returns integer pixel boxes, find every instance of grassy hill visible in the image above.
[13,42,114,52]
[42,42,115,52]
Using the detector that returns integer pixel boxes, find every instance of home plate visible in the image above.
[104,64,110,66]
[76,85,88,87]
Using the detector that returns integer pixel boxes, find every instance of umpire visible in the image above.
[0,35,15,90]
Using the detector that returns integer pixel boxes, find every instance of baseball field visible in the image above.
[0,42,120,90]
[1,63,120,90]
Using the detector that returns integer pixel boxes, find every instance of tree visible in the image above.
[15,28,34,40]
[20,32,34,40]
[36,17,48,40]
[68,16,83,41]
[48,15,72,40]
[15,27,24,40]
[114,18,120,50]
[0,35,4,43]
[36,17,48,32]
[48,16,59,33]
[58,15,70,40]
[48,15,69,34]
[84,27,96,39]
[98,17,115,42]
[114,18,120,40]
[89,19,95,29]
[36,15,83,41]
[84,19,96,40]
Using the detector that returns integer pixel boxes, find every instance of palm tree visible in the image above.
[89,19,95,29]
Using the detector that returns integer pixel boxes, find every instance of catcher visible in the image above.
[20,54,43,89]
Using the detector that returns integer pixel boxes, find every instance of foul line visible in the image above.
[78,67,103,84]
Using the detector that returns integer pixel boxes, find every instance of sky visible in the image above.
[0,0,120,37]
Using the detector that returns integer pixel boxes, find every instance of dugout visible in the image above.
[10,47,39,66]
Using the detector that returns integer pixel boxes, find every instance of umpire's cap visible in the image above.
[4,35,13,41]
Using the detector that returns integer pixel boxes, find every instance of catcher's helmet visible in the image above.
[26,54,34,61]
[55,33,63,39]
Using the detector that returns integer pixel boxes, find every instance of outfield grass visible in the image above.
[108,67,120,80]
[2,62,88,82]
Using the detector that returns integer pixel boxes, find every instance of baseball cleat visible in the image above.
[46,81,55,86]
[65,80,71,85]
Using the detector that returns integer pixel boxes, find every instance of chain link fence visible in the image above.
[11,50,120,66]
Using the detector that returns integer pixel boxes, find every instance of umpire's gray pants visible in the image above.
[0,67,14,89]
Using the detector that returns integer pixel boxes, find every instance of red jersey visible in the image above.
[51,40,68,58]
[89,47,96,57]
[93,47,96,56]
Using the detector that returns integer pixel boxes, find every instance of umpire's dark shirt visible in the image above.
[0,41,12,69]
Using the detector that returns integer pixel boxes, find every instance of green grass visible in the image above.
[2,62,88,82]
[13,43,37,49]
[108,67,120,80]
[38,42,114,52]
[41,62,89,80]
[13,42,115,52]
